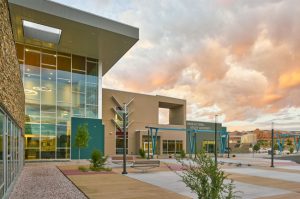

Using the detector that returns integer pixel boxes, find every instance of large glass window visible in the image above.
[18,44,99,160]
[162,140,183,154]
[0,108,24,196]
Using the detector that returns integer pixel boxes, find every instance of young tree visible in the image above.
[177,151,236,199]
[74,124,90,160]
[253,144,260,153]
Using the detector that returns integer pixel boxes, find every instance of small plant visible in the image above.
[176,151,237,198]
[180,149,186,159]
[289,147,294,154]
[286,139,292,146]
[90,149,107,168]
[78,165,89,172]
[274,143,279,150]
[139,148,146,159]
[90,149,108,170]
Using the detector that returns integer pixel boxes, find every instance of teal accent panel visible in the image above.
[71,117,104,159]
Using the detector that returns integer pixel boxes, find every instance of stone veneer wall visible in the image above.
[0,0,25,129]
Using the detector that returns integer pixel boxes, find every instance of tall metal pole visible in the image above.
[194,133,197,158]
[215,115,218,166]
[227,134,230,158]
[147,129,150,159]
[122,104,128,174]
[271,122,274,168]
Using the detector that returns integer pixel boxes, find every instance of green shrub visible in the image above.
[90,149,108,170]
[177,151,237,198]
[274,143,279,150]
[90,167,112,172]
[289,147,294,154]
[139,148,146,159]
[180,149,186,159]
[78,165,89,172]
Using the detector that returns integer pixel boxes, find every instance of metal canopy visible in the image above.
[8,0,139,75]
[145,126,229,158]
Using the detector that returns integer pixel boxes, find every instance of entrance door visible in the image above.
[143,142,153,155]
[203,141,215,153]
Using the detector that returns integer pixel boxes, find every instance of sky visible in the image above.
[53,0,300,132]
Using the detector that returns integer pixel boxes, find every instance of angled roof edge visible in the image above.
[8,0,139,39]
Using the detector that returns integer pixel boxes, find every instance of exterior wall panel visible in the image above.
[0,0,25,129]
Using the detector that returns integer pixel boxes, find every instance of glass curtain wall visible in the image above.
[0,108,24,198]
[16,44,99,160]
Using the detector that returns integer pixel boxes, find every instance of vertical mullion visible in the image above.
[55,52,57,160]
[3,113,6,191]
[39,50,42,160]
[85,58,87,118]
[70,54,72,160]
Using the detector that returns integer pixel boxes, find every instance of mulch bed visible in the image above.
[59,168,115,176]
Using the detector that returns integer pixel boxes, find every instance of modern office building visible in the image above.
[8,0,139,160]
[102,88,186,156]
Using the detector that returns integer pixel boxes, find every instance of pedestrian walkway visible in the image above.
[127,171,292,199]
[59,165,188,199]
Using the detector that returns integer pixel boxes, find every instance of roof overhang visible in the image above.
[8,0,139,75]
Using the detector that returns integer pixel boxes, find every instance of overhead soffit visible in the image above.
[8,0,139,75]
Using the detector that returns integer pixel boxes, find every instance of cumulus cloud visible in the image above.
[55,0,300,131]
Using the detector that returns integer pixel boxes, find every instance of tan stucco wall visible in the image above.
[102,88,186,155]
[0,0,25,129]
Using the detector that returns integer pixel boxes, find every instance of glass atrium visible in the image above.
[16,44,99,160]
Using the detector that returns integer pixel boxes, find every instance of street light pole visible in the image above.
[215,115,218,166]
[122,104,128,174]
[147,129,150,159]
[194,133,197,159]
[271,122,274,168]
[227,133,230,158]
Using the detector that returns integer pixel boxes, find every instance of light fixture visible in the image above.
[24,89,38,96]
[32,86,52,92]
[22,20,62,44]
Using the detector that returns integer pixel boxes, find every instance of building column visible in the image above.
[98,62,103,119]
